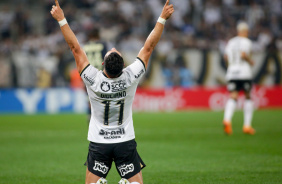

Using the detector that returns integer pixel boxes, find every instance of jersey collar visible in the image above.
[102,71,123,78]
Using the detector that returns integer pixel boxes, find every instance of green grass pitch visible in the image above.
[0,110,281,184]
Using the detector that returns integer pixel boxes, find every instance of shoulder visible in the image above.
[80,64,99,76]
[226,37,237,47]
[229,37,238,42]
[80,64,101,86]
[124,57,146,72]
[122,57,146,83]
[246,38,252,44]
[242,37,252,47]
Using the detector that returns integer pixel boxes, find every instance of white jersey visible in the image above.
[81,57,146,143]
[225,36,253,80]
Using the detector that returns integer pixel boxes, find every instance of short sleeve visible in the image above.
[123,57,146,84]
[80,64,99,86]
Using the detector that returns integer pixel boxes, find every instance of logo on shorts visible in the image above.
[118,163,134,176]
[93,161,109,174]
[101,81,110,92]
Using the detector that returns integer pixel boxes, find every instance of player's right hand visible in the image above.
[50,0,65,22]
[160,0,174,20]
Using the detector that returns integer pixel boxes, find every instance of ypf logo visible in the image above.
[101,81,110,92]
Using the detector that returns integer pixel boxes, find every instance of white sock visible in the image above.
[244,100,253,127]
[224,98,237,123]
[130,182,140,184]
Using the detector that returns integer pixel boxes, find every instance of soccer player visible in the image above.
[50,0,174,184]
[223,22,255,135]
[84,28,108,71]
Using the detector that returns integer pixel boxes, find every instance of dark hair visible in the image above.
[104,52,124,77]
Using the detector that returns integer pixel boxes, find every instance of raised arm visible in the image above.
[137,0,174,68]
[50,0,89,74]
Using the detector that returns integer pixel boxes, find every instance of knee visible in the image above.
[245,92,251,99]
[230,92,239,100]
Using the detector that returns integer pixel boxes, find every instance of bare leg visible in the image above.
[128,171,143,184]
[223,91,238,123]
[223,91,239,134]
[230,91,239,100]
[243,91,255,134]
[85,167,102,184]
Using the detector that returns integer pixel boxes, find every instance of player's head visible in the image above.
[103,48,124,78]
[236,22,249,37]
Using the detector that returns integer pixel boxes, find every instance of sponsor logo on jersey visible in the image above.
[101,81,110,92]
[83,74,94,85]
[93,161,109,174]
[111,80,126,92]
[134,69,144,79]
[118,163,134,176]
[99,128,125,139]
[101,91,126,99]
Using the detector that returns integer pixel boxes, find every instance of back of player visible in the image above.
[81,53,147,182]
[81,57,146,143]
[50,0,174,183]
[223,22,255,135]
[225,36,252,81]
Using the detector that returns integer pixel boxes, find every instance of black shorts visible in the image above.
[227,80,252,92]
[85,139,146,179]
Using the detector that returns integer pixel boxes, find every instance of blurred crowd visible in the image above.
[0,0,281,88]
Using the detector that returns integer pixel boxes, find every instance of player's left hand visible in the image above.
[50,0,65,22]
[160,0,174,20]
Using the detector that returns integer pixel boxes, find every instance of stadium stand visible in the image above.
[0,0,281,88]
